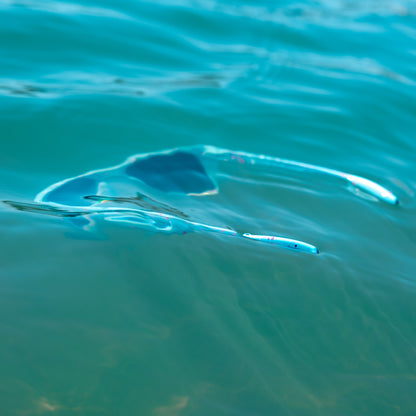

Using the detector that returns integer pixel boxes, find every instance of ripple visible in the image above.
[0,71,231,99]
[0,0,132,20]
[140,0,416,28]
[285,53,414,84]
[185,38,412,86]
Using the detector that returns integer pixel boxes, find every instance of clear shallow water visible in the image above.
[1,0,416,415]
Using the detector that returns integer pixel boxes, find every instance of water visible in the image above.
[1,0,416,414]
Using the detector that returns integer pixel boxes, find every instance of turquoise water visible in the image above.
[1,0,416,414]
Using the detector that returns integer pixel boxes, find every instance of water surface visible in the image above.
[0,0,416,415]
